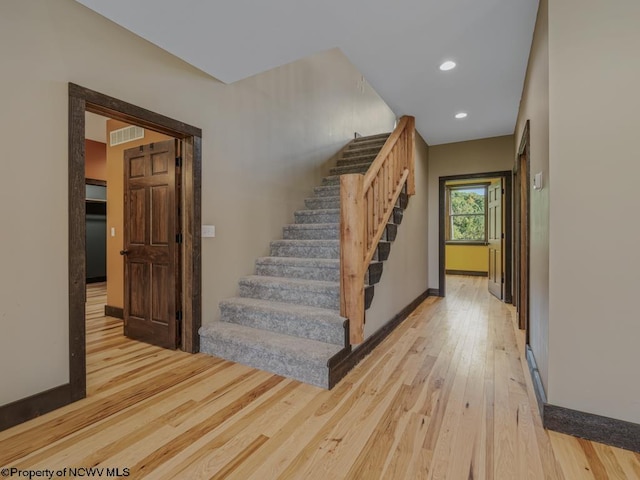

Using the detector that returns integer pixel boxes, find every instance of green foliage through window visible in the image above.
[448,186,486,242]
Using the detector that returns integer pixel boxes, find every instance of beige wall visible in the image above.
[0,0,396,406]
[427,136,514,289]
[516,0,550,392]
[364,134,429,338]
[547,0,640,423]
[105,120,173,309]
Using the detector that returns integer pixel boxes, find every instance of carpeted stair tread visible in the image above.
[257,256,339,268]
[321,175,341,186]
[282,223,339,240]
[313,185,341,197]
[240,274,339,289]
[350,138,388,148]
[329,162,373,176]
[270,239,339,259]
[305,195,406,212]
[353,133,390,142]
[343,145,385,158]
[199,321,342,388]
[200,129,398,390]
[336,154,377,167]
[256,256,340,281]
[305,196,340,210]
[219,297,345,345]
[255,256,381,286]
[294,208,340,224]
[239,275,340,310]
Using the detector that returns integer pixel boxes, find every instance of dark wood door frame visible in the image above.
[438,170,513,300]
[69,83,202,398]
[515,121,531,338]
[0,84,202,432]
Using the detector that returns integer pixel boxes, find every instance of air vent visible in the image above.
[109,125,144,146]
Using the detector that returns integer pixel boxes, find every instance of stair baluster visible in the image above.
[340,116,416,345]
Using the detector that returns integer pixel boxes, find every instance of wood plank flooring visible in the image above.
[1,277,639,479]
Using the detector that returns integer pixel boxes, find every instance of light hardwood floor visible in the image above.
[1,278,639,479]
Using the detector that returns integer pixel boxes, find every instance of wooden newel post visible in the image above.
[340,173,366,345]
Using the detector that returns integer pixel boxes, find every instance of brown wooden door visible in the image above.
[123,140,180,349]
[488,179,503,300]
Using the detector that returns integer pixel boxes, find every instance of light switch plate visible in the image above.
[533,172,544,190]
[202,225,216,238]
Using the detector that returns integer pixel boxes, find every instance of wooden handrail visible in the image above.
[340,116,416,344]
[362,116,410,191]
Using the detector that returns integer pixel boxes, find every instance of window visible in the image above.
[447,184,487,243]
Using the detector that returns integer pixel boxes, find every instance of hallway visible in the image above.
[0,278,638,478]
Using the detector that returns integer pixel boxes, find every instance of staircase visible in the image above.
[199,132,410,388]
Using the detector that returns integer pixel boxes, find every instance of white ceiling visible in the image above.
[75,0,539,145]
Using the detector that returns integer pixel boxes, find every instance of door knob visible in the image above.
[119,249,129,256]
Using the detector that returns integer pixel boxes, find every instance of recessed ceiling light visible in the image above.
[455,112,468,119]
[439,60,456,71]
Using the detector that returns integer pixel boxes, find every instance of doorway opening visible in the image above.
[438,170,513,301]
[84,118,107,286]
[85,112,185,350]
[69,83,202,402]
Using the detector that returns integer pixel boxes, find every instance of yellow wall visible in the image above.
[445,245,488,272]
[105,120,172,309]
